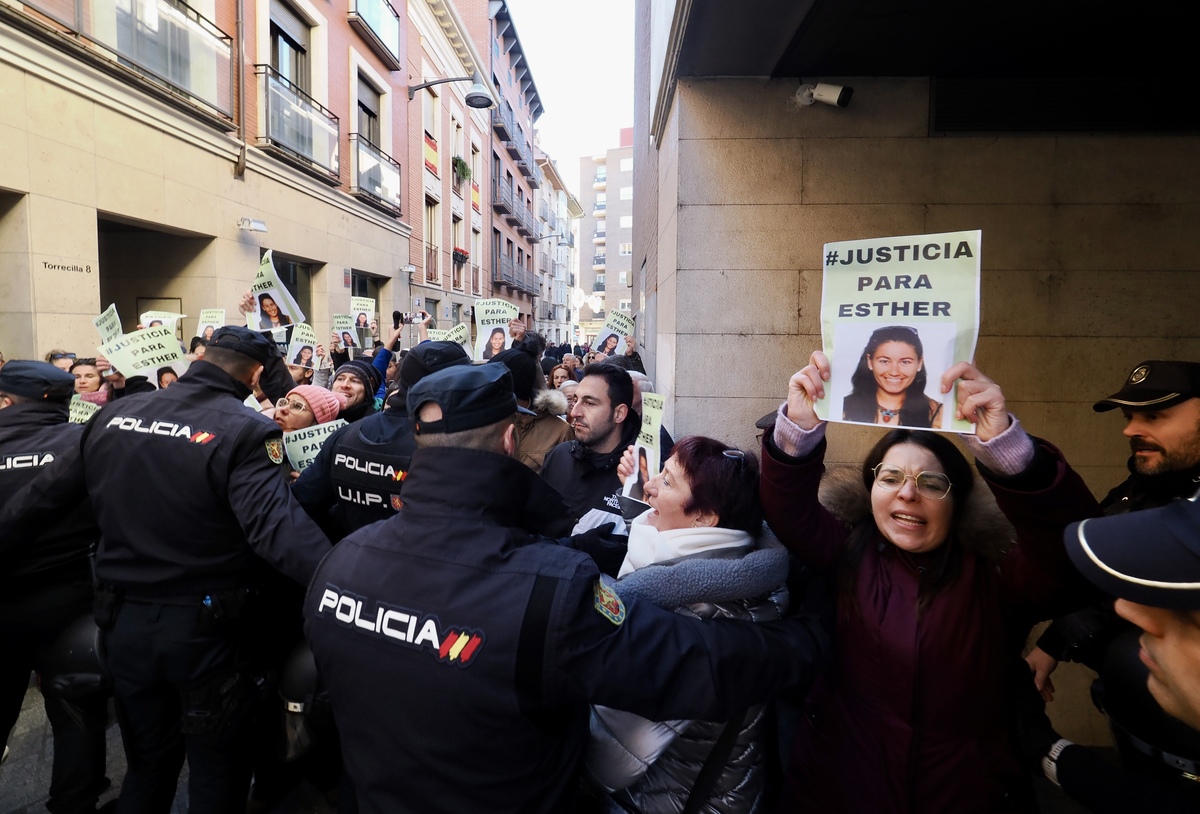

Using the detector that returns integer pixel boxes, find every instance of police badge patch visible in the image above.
[265,438,284,465]
[593,580,626,626]
[390,494,403,511]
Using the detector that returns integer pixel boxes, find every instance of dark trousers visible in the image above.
[104,600,256,814]
[0,580,109,814]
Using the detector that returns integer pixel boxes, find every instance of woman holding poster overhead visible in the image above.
[761,351,1098,814]
[842,326,942,428]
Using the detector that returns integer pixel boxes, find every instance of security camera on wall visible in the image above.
[796,82,854,108]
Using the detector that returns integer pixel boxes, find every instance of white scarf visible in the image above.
[618,511,754,578]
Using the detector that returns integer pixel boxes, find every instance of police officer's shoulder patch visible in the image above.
[592,580,626,626]
[265,438,284,465]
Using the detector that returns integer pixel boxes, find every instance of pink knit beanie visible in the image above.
[289,385,346,424]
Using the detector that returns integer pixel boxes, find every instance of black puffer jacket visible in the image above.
[585,529,790,814]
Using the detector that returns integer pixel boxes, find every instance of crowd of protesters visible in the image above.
[2,313,1200,814]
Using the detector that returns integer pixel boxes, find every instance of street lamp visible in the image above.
[407,70,494,109]
[531,231,567,245]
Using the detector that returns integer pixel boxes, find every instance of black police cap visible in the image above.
[409,364,529,435]
[1066,497,1200,611]
[207,326,278,366]
[0,360,77,400]
[1094,360,1200,413]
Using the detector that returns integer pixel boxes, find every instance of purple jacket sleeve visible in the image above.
[984,439,1103,622]
[759,436,850,570]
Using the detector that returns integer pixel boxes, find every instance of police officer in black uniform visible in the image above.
[1,327,332,814]
[0,361,111,814]
[304,364,831,814]
[291,341,472,537]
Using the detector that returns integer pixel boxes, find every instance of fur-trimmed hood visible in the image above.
[816,463,1016,562]
[532,387,568,417]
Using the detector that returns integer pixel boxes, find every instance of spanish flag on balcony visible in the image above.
[471,181,481,212]
[424,134,438,176]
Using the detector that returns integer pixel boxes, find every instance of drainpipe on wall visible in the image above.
[233,0,247,177]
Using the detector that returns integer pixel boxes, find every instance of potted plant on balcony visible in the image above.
[452,247,470,266]
[452,156,471,183]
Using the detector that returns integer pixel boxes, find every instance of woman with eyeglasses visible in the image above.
[761,351,1098,814]
[270,385,346,433]
[584,436,790,814]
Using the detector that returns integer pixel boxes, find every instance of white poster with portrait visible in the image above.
[350,297,376,335]
[248,250,305,330]
[286,323,319,368]
[140,310,187,335]
[99,326,189,390]
[473,298,519,361]
[197,309,226,342]
[817,229,981,433]
[593,311,635,360]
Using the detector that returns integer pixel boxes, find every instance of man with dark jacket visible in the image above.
[292,341,470,538]
[541,364,639,533]
[1024,361,1200,795]
[0,327,332,814]
[303,364,830,814]
[0,362,110,814]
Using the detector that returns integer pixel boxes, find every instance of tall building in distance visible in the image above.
[534,154,583,345]
[576,127,634,346]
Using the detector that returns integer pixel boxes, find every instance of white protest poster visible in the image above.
[622,392,664,502]
[817,229,981,433]
[248,250,305,330]
[69,396,102,424]
[427,323,472,356]
[99,326,188,389]
[197,309,226,341]
[473,298,519,360]
[286,323,318,368]
[283,419,347,472]
[140,310,187,335]
[593,311,635,359]
[93,304,122,344]
[332,314,356,351]
[350,297,376,333]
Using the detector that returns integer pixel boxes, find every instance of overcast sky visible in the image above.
[504,0,635,195]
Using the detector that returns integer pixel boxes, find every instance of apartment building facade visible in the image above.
[575,128,633,346]
[0,0,576,356]
[533,154,582,345]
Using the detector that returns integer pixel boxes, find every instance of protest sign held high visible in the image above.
[197,309,226,341]
[593,311,635,359]
[248,250,305,330]
[94,304,122,344]
[623,392,664,503]
[99,326,188,389]
[817,229,981,433]
[427,323,472,356]
[287,323,319,368]
[140,310,186,335]
[350,297,376,331]
[473,298,519,361]
[69,395,101,424]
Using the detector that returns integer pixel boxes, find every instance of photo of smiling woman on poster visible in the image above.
[842,325,942,428]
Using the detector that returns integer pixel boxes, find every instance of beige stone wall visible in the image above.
[0,30,412,360]
[647,75,1200,744]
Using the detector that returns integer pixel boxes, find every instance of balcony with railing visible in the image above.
[593,253,607,268]
[348,0,401,70]
[593,201,607,218]
[350,134,401,215]
[593,280,606,292]
[425,243,440,283]
[491,178,513,214]
[256,65,340,182]
[491,98,514,139]
[593,230,606,244]
[516,209,532,237]
[493,252,516,288]
[20,0,234,120]
[593,173,607,189]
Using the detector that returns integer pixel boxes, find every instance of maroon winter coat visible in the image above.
[761,437,1099,814]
